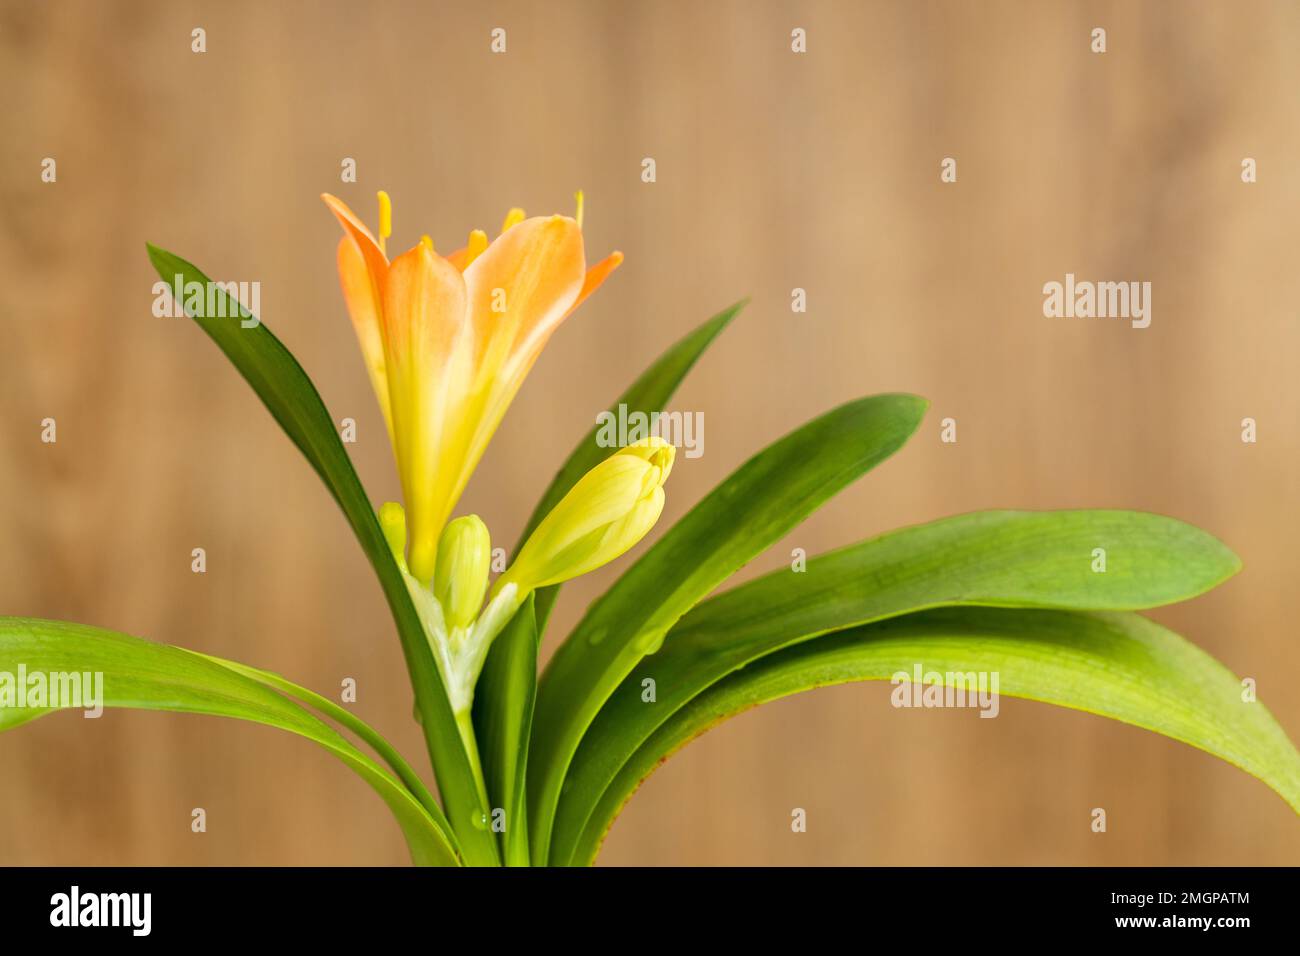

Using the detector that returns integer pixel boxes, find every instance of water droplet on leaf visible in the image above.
[633,629,666,655]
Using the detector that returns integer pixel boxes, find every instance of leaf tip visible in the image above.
[144,241,172,275]
[895,392,931,422]
[714,297,749,329]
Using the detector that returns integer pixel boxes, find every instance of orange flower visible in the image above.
[324,191,622,584]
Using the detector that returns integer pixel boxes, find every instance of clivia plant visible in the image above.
[2,191,1297,866]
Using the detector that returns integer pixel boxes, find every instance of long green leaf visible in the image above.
[550,509,1241,862]
[0,617,460,866]
[472,595,537,866]
[145,244,498,864]
[471,302,741,865]
[199,654,449,836]
[575,607,1300,864]
[528,393,930,862]
[516,299,746,634]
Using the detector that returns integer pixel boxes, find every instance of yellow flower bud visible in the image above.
[499,438,674,594]
[378,501,408,571]
[433,515,491,630]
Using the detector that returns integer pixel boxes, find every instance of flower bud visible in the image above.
[499,438,674,594]
[378,501,408,570]
[432,515,491,630]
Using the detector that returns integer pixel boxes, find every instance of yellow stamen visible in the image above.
[501,207,525,234]
[464,229,488,267]
[421,234,435,254]
[574,190,584,229]
[377,191,393,256]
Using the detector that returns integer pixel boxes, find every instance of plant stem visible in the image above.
[455,705,493,822]
[393,623,499,865]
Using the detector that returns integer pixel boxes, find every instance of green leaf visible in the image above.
[145,244,498,865]
[516,299,746,633]
[473,300,742,860]
[0,617,460,866]
[528,392,930,863]
[550,509,1241,862]
[574,607,1300,865]
[472,595,537,866]
[198,654,449,836]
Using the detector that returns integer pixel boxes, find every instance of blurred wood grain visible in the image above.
[1,0,1298,864]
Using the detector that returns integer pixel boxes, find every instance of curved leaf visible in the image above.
[550,509,1241,861]
[145,244,497,864]
[575,607,1300,864]
[528,393,929,862]
[473,304,742,862]
[472,595,537,866]
[514,299,745,635]
[0,617,460,866]
[200,653,449,835]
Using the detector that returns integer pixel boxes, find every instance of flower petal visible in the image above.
[463,214,585,370]
[426,218,622,569]
[381,243,472,582]
[459,215,585,453]
[324,194,394,434]
[567,251,624,319]
[443,246,470,271]
[322,193,388,272]
[336,237,393,439]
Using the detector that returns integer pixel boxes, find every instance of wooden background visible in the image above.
[2,0,1298,865]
